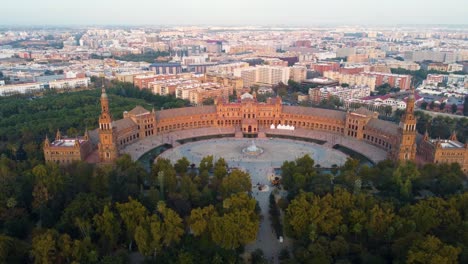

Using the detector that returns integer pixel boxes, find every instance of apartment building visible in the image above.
[0,82,43,96]
[289,66,307,82]
[324,71,377,91]
[175,82,233,105]
[207,62,250,74]
[134,74,178,89]
[309,85,371,104]
[48,77,91,89]
[234,66,290,88]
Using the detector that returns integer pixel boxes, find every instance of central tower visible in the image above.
[240,92,258,137]
[98,88,118,163]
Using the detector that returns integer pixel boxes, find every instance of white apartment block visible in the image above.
[234,66,290,88]
[386,61,421,71]
[49,77,90,89]
[310,85,371,102]
[175,82,232,105]
[344,98,407,112]
[447,74,467,84]
[150,79,195,96]
[447,64,463,72]
[314,52,337,61]
[207,62,250,74]
[258,66,290,86]
[0,82,43,96]
[234,67,257,88]
[324,71,377,91]
[407,50,456,63]
[181,55,208,66]
[289,66,307,82]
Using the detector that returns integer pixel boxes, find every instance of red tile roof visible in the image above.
[282,106,347,121]
[156,106,217,120]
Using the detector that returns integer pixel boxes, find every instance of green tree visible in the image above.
[251,248,268,264]
[116,198,149,250]
[213,157,228,180]
[280,154,318,197]
[420,101,428,110]
[114,51,170,63]
[174,157,190,176]
[93,205,120,253]
[134,215,163,257]
[189,205,217,236]
[134,202,183,258]
[439,102,446,111]
[199,155,214,173]
[31,229,79,264]
[366,204,396,241]
[403,197,461,236]
[0,235,28,263]
[451,104,457,114]
[157,202,184,247]
[210,209,259,249]
[32,163,64,209]
[152,158,177,195]
[391,162,420,200]
[220,170,252,199]
[59,193,106,237]
[179,175,201,204]
[195,193,260,249]
[407,235,461,264]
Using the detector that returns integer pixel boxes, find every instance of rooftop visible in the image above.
[127,105,150,116]
[282,106,346,121]
[50,138,87,147]
[112,118,137,131]
[241,92,254,100]
[156,105,216,119]
[429,139,464,149]
[367,119,399,135]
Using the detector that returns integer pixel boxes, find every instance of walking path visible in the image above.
[264,128,387,163]
[120,127,235,160]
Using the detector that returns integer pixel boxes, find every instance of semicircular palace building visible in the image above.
[44,89,468,173]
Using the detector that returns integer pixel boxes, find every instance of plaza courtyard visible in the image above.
[158,138,349,263]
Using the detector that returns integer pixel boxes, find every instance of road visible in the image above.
[417,109,468,119]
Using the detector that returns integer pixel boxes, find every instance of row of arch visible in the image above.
[157,119,216,133]
[119,133,139,146]
[363,133,393,150]
[151,115,397,154]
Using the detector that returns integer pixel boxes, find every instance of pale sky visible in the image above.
[1,0,467,26]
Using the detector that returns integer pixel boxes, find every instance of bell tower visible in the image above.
[395,92,417,162]
[98,88,118,163]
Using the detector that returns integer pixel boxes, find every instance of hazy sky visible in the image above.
[1,0,467,26]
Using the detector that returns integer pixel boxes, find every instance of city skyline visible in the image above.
[1,0,467,26]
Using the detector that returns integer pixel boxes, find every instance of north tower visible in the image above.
[394,92,417,162]
[98,88,118,163]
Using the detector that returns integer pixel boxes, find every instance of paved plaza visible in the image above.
[159,138,348,168]
[121,127,388,164]
[120,127,236,160]
[159,138,349,263]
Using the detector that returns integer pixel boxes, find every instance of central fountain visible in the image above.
[242,140,264,156]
